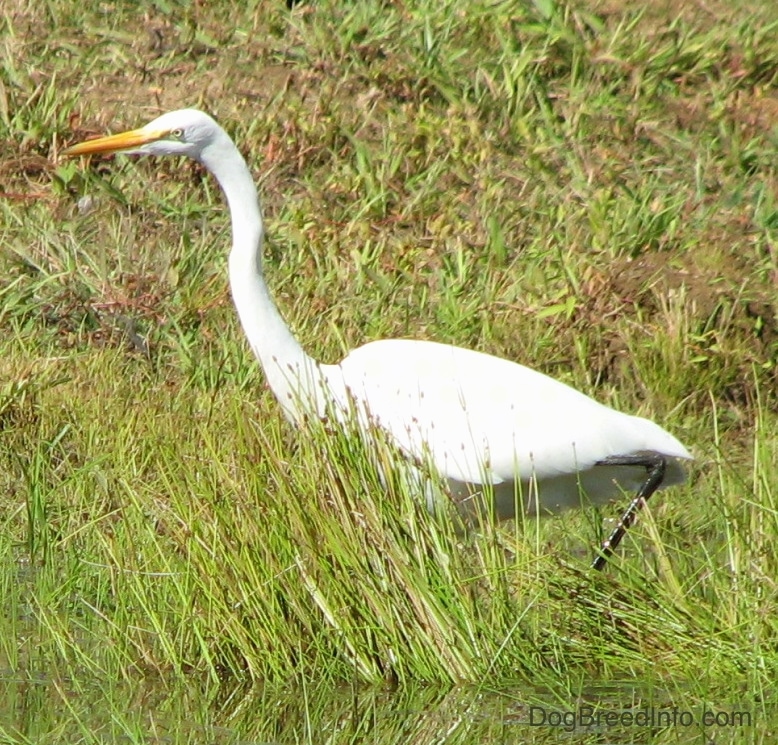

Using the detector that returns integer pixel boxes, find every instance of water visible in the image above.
[0,672,765,744]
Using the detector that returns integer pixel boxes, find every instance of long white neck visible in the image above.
[198,128,322,421]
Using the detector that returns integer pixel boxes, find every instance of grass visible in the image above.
[1,0,778,734]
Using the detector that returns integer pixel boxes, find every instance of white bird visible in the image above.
[63,109,692,569]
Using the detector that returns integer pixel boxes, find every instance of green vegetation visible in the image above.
[1,0,777,734]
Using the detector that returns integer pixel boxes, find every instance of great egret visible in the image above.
[63,109,692,569]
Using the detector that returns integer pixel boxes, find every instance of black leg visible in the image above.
[591,454,666,571]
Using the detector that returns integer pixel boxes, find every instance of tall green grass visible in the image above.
[1,348,776,695]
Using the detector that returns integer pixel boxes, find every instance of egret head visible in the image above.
[62,109,221,162]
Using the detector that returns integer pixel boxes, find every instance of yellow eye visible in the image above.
[171,128,184,140]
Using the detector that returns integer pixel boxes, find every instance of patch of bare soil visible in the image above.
[596,248,777,401]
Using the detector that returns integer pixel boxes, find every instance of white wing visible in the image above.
[333,338,691,489]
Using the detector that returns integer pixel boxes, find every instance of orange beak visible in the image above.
[62,128,167,156]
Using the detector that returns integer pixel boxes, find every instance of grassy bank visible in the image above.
[1,0,777,702]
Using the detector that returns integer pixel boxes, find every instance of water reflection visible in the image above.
[0,673,766,744]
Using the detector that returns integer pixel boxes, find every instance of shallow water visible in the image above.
[0,672,766,744]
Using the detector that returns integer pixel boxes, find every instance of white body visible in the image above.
[330,339,689,516]
[66,109,692,518]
